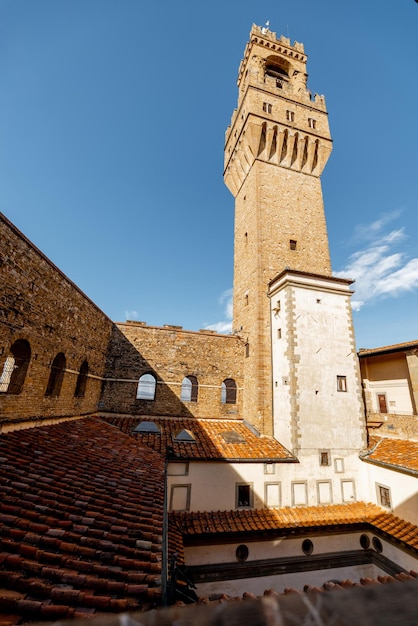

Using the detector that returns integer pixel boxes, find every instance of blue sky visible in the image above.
[1,0,417,350]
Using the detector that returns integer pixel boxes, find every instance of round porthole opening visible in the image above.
[302,539,314,555]
[372,537,383,553]
[360,534,370,550]
[236,544,249,562]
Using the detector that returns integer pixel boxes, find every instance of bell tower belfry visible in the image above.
[224,24,333,435]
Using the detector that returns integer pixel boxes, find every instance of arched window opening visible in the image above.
[74,360,88,398]
[45,352,66,397]
[136,373,157,401]
[180,376,198,402]
[221,378,237,404]
[265,62,289,88]
[0,339,31,394]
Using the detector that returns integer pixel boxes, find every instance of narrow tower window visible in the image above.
[290,239,297,250]
[337,376,347,392]
[286,110,295,122]
[308,118,316,129]
[263,102,272,114]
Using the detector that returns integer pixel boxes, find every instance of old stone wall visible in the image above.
[0,213,114,423]
[101,322,244,419]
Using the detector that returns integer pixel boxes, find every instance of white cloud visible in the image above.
[204,289,233,334]
[125,310,138,320]
[334,219,418,310]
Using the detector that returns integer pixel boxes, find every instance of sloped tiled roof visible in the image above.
[0,417,165,623]
[362,436,418,474]
[170,503,418,551]
[358,340,418,357]
[101,415,296,462]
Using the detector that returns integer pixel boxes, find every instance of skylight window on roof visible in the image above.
[173,428,196,442]
[134,421,161,433]
[221,430,246,444]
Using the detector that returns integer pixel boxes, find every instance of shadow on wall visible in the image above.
[100,323,242,419]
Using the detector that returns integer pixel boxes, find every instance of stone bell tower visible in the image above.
[224,24,333,436]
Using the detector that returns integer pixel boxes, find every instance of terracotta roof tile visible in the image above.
[0,416,164,622]
[169,502,418,552]
[101,415,295,461]
[363,437,418,474]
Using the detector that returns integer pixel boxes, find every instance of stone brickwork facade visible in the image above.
[0,213,113,424]
[100,322,244,419]
[224,25,333,435]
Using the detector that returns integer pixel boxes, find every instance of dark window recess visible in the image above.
[237,484,251,508]
[302,539,314,555]
[45,353,66,397]
[181,376,198,402]
[222,378,237,404]
[74,360,88,398]
[372,537,383,553]
[290,239,297,250]
[337,375,347,392]
[0,339,31,395]
[360,534,370,550]
[320,451,330,466]
[236,545,249,562]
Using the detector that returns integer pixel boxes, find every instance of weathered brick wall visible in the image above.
[0,213,114,423]
[101,322,244,419]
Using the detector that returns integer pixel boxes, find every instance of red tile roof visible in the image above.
[358,340,418,357]
[363,436,418,474]
[0,417,165,622]
[100,416,295,462]
[169,503,418,551]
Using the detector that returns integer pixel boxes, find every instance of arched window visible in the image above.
[0,339,31,394]
[180,376,198,402]
[74,360,89,398]
[221,378,237,404]
[45,353,66,397]
[136,373,157,400]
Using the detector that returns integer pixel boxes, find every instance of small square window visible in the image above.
[308,118,316,129]
[286,110,295,122]
[378,484,391,508]
[264,462,275,475]
[320,451,330,466]
[337,375,347,392]
[290,239,297,250]
[263,102,272,114]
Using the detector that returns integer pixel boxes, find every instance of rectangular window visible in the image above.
[167,462,189,476]
[277,328,282,339]
[341,480,355,502]
[292,481,307,506]
[317,481,332,504]
[320,451,330,466]
[264,462,275,475]
[236,483,253,508]
[286,110,295,122]
[289,239,297,250]
[377,393,388,413]
[169,485,191,511]
[308,118,316,129]
[245,343,250,358]
[265,483,281,508]
[337,375,347,392]
[263,102,272,114]
[377,484,391,508]
[334,458,344,473]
